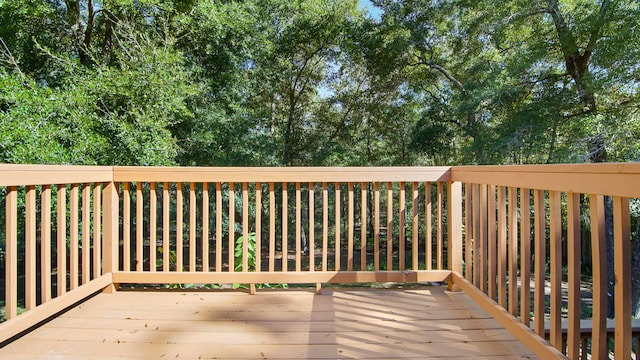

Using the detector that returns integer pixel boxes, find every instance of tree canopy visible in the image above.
[1,0,638,166]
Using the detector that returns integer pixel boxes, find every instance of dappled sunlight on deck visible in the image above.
[0,286,536,359]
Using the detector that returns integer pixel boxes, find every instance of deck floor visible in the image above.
[0,285,536,359]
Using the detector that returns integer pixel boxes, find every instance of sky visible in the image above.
[358,0,383,20]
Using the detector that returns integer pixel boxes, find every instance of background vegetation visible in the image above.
[1,0,638,167]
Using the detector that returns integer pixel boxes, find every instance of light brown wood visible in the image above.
[589,194,607,360]
[0,286,538,360]
[93,184,101,279]
[387,182,393,270]
[322,182,328,272]
[5,186,18,320]
[176,182,184,272]
[566,192,581,359]
[136,183,143,272]
[399,182,406,271]
[228,182,235,272]
[70,184,80,290]
[203,182,209,271]
[425,182,432,271]
[149,182,157,273]
[123,182,131,271]
[613,196,631,360]
[335,182,341,271]
[296,182,302,271]
[217,182,223,272]
[473,184,480,287]
[41,185,52,302]
[465,184,472,281]
[82,184,91,284]
[533,189,546,338]
[348,182,354,271]
[308,182,315,271]
[549,191,562,351]
[113,166,452,183]
[102,181,119,292]
[113,270,452,284]
[447,182,463,292]
[519,188,531,327]
[282,182,288,272]
[508,187,518,317]
[25,186,37,310]
[0,274,113,344]
[190,182,197,272]
[57,186,67,296]
[0,164,112,187]
[451,163,640,198]
[256,182,261,272]
[497,186,506,308]
[163,182,170,272]
[270,182,276,272]
[437,182,443,269]
[479,184,488,293]
[374,182,380,271]
[487,185,497,302]
[243,182,250,272]
[452,272,567,359]
[361,182,367,271]
[412,182,418,270]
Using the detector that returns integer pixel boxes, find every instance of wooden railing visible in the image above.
[1,163,639,360]
[452,163,640,360]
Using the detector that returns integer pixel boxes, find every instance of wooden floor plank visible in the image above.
[0,286,537,359]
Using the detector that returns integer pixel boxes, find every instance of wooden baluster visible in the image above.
[216,182,222,272]
[437,182,443,269]
[229,182,235,272]
[296,182,301,272]
[70,184,79,289]
[5,186,17,319]
[425,182,432,271]
[488,185,497,301]
[123,183,131,271]
[549,191,562,351]
[567,192,581,359]
[255,182,261,272]
[162,182,170,272]
[412,182,418,270]
[362,182,368,271]
[474,184,481,288]
[42,185,52,301]
[387,182,393,270]
[520,188,531,326]
[508,187,518,317]
[479,184,488,293]
[57,185,67,296]
[465,184,472,280]
[399,182,405,271]
[374,182,380,271]
[203,183,209,272]
[590,194,607,360]
[308,182,314,272]
[497,186,507,308]
[282,182,288,272]
[190,182,197,272]
[322,182,328,272]
[93,184,101,278]
[243,182,249,272]
[81,184,90,284]
[533,189,546,338]
[269,182,275,272]
[613,196,631,360]
[335,182,341,271]
[136,183,143,272]
[348,182,354,271]
[176,182,183,272]
[25,186,37,309]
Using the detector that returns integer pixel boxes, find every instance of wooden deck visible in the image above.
[0,285,536,359]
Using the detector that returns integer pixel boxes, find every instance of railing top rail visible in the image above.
[113,166,452,183]
[451,162,640,198]
[0,164,113,187]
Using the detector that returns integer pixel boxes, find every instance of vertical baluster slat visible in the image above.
[57,185,67,296]
[70,184,79,289]
[549,191,563,351]
[533,189,546,338]
[176,182,183,272]
[387,182,393,270]
[149,182,156,272]
[203,182,209,272]
[613,196,631,360]
[42,185,52,301]
[243,182,249,272]
[479,184,488,293]
[216,182,222,272]
[374,182,380,271]
[308,182,314,272]
[465,184,472,280]
[255,182,261,272]
[229,182,235,272]
[162,182,169,272]
[5,186,17,319]
[335,182,341,271]
[567,192,581,359]
[282,182,287,272]
[25,186,37,309]
[437,182,443,269]
[425,182,432,270]
[361,182,368,271]
[348,182,354,271]
[508,187,518,316]
[497,186,507,308]
[520,188,531,326]
[322,182,328,272]
[136,183,143,272]
[412,182,418,270]
[473,184,481,287]
[123,183,131,272]
[93,184,101,278]
[296,182,301,272]
[488,185,497,301]
[399,182,405,271]
[269,182,275,272]
[190,182,197,272]
[81,184,90,284]
[590,194,607,360]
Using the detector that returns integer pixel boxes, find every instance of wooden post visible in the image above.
[447,181,462,292]
[613,196,631,360]
[102,181,119,293]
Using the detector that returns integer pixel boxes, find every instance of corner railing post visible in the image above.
[448,181,462,291]
[102,178,119,293]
